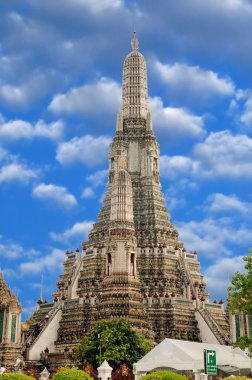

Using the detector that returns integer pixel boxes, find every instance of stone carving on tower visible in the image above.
[24,34,232,366]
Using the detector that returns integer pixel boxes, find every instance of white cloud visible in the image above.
[86,169,108,187]
[0,84,27,107]
[153,61,234,103]
[0,242,23,259]
[20,248,65,274]
[204,255,245,300]
[0,117,64,142]
[32,183,77,209]
[176,217,251,259]
[50,220,94,243]
[0,237,41,260]
[56,135,111,167]
[149,97,205,139]
[205,193,250,214]
[81,187,95,198]
[81,169,108,199]
[33,120,64,141]
[69,0,123,13]
[0,162,39,184]
[0,68,65,108]
[193,130,252,178]
[49,77,121,118]
[164,179,197,210]
[240,94,252,129]
[160,131,252,180]
[160,155,194,180]
[0,147,7,161]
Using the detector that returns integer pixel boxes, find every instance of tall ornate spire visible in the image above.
[121,33,149,121]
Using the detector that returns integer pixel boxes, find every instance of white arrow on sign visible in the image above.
[207,352,215,364]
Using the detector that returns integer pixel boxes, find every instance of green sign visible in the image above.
[204,349,217,375]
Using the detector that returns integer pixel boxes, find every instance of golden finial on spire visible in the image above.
[131,29,139,51]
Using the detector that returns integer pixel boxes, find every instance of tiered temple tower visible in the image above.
[25,34,232,365]
[0,272,22,367]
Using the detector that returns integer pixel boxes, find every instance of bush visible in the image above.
[52,368,93,380]
[223,377,251,380]
[2,374,35,380]
[141,371,187,380]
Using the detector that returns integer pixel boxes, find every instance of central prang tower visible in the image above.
[89,32,179,249]
[25,35,231,365]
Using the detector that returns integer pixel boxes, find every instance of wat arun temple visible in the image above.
[2,35,249,369]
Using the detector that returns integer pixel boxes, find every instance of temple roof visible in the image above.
[0,271,21,310]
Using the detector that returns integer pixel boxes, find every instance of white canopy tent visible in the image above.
[134,339,251,379]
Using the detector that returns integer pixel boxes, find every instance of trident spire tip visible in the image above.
[131,29,139,51]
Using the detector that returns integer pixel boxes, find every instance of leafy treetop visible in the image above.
[75,318,154,370]
[228,249,252,316]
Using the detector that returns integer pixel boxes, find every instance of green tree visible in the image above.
[51,368,93,380]
[228,249,252,316]
[2,374,35,380]
[140,370,187,380]
[234,335,252,356]
[76,319,154,370]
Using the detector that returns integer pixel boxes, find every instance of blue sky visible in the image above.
[0,0,251,320]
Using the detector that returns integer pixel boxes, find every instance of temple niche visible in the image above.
[0,271,22,367]
[23,34,234,369]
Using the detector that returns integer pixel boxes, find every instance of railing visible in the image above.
[198,308,231,345]
[69,256,82,297]
[23,306,59,349]
[178,254,196,299]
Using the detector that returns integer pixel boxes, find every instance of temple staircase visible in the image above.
[178,254,196,299]
[24,306,62,360]
[198,308,231,345]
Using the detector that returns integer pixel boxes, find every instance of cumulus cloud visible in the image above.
[153,60,235,104]
[176,217,251,259]
[49,77,121,118]
[32,183,77,209]
[81,187,95,198]
[86,169,108,187]
[0,236,41,260]
[0,117,64,142]
[193,130,252,178]
[160,131,252,180]
[0,162,39,184]
[0,65,68,109]
[50,220,94,243]
[56,135,111,167]
[69,0,123,13]
[0,147,7,161]
[160,155,193,180]
[149,97,205,140]
[204,255,245,300]
[239,93,252,129]
[0,242,23,259]
[205,193,251,214]
[81,169,108,199]
[20,248,65,274]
